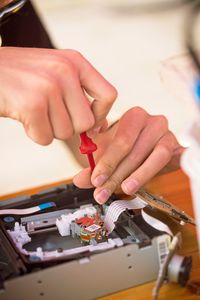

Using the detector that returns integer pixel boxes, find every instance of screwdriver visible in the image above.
[79,132,97,172]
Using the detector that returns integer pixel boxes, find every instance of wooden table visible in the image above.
[0,169,199,299]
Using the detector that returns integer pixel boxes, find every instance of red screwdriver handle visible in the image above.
[79,132,97,171]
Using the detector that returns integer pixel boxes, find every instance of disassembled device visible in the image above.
[0,184,193,300]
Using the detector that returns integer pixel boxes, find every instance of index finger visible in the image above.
[63,50,118,127]
[91,107,148,187]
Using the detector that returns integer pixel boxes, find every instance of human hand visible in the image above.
[0,47,117,144]
[73,107,184,204]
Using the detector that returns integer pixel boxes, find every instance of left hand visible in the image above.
[73,107,184,204]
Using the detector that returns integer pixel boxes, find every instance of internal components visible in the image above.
[5,200,170,263]
[168,255,192,287]
[72,213,107,245]
[104,197,146,233]
[136,189,195,225]
[0,184,194,300]
[56,204,107,245]
[153,232,192,300]
[8,222,31,250]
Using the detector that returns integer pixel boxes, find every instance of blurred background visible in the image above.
[0,0,198,195]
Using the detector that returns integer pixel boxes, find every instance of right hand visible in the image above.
[0,47,117,144]
[74,107,184,204]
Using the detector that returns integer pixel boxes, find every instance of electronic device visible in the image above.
[0,183,193,300]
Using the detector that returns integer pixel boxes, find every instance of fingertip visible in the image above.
[94,188,111,205]
[92,174,108,188]
[121,179,139,195]
[74,111,95,134]
[24,126,54,145]
[73,168,93,188]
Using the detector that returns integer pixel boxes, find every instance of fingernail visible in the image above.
[95,189,111,204]
[93,174,108,187]
[93,126,102,134]
[87,127,101,138]
[122,180,139,194]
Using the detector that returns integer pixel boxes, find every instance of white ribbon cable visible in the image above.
[0,202,55,215]
[141,210,173,237]
[104,197,147,234]
[0,207,40,215]
[104,197,173,236]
